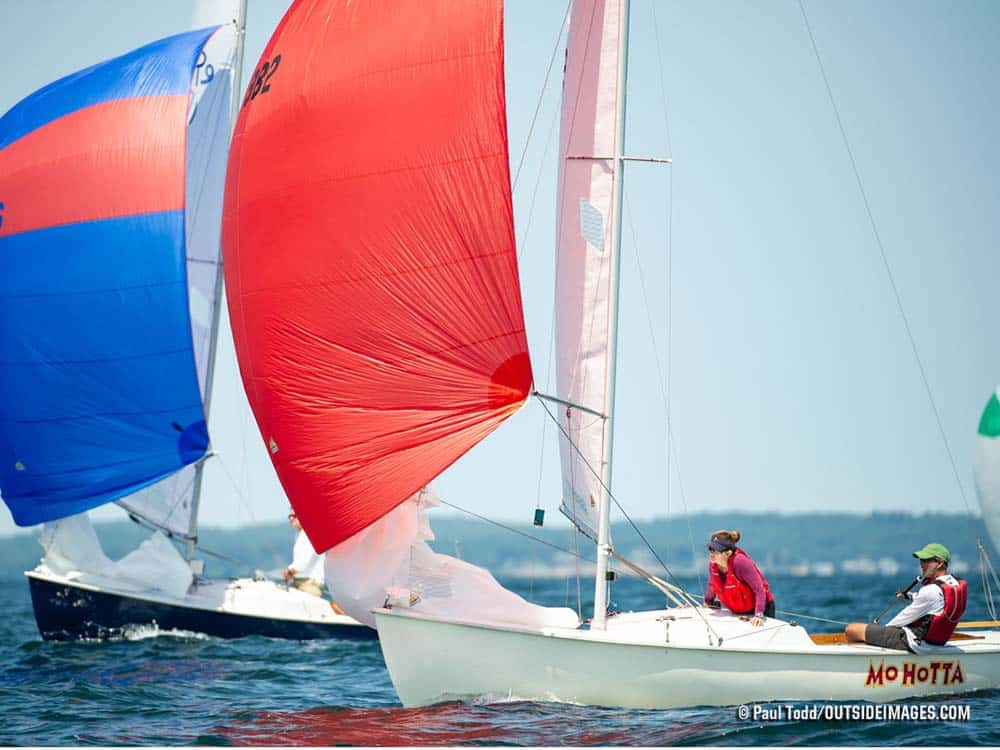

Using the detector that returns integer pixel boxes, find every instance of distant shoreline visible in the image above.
[3,510,992,583]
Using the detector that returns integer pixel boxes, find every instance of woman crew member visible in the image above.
[704,530,775,627]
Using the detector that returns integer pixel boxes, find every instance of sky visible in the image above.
[1,0,999,542]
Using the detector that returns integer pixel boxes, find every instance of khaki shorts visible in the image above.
[865,624,912,652]
[292,577,324,597]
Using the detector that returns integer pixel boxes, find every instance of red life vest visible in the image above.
[921,577,967,645]
[708,547,774,615]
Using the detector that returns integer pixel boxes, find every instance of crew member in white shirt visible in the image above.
[844,543,961,653]
[283,509,326,596]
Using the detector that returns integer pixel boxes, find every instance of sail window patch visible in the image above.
[188,286,212,330]
[579,199,605,252]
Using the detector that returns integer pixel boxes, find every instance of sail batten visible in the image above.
[223,0,532,552]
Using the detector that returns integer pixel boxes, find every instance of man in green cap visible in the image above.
[844,542,967,652]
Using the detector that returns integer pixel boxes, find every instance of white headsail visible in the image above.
[115,19,239,538]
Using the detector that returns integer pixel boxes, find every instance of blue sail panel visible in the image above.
[0,28,220,526]
[0,212,209,526]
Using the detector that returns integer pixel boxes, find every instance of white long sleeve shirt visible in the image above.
[290,530,325,584]
[887,574,958,653]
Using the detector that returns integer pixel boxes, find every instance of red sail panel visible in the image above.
[222,0,531,552]
[0,96,187,237]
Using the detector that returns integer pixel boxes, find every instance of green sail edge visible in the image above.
[979,392,1000,438]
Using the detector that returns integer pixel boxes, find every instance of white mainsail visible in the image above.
[555,0,624,541]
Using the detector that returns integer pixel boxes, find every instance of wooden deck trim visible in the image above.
[809,631,984,646]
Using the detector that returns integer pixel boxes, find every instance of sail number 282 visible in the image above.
[242,55,282,108]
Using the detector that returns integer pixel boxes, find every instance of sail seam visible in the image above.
[1,402,202,425]
[0,279,186,302]
[0,347,193,367]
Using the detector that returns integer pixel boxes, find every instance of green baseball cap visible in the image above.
[913,543,950,563]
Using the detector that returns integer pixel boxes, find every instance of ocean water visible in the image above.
[3,573,1000,746]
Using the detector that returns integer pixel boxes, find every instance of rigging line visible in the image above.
[980,547,995,621]
[437,498,594,564]
[528,87,561,526]
[648,0,678,501]
[534,322,557,508]
[612,552,697,602]
[516,94,560,263]
[511,0,571,192]
[624,200,704,593]
[613,553,700,608]
[567,405,585,618]
[121,510,250,571]
[776,609,851,627]
[573,523,583,618]
[212,451,285,562]
[797,0,972,515]
[193,543,247,567]
[987,552,1000,621]
[238,387,253,521]
[213,452,281,562]
[124,511,193,542]
[214,450,249,499]
[648,2,674,158]
[548,287,586,614]
[979,541,1000,621]
[561,0,603,185]
[117,467,198,537]
[611,552,722,641]
[720,623,792,641]
[559,297,592,618]
[537,396,688,594]
[528,547,536,602]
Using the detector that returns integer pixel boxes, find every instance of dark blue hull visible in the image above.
[27,574,378,642]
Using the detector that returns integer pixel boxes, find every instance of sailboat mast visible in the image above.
[186,0,249,563]
[591,0,631,631]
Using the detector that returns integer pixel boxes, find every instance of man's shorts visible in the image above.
[864,623,912,652]
[292,577,324,597]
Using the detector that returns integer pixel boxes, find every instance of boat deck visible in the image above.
[809,630,986,646]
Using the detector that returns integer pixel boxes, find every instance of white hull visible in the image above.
[375,606,1000,708]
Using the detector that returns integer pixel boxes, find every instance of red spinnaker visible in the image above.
[222,0,532,551]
